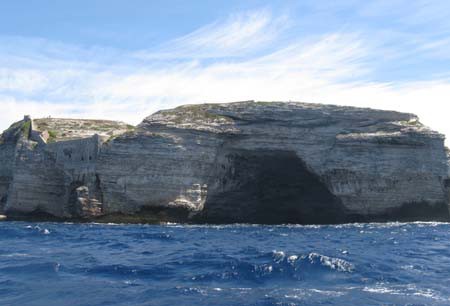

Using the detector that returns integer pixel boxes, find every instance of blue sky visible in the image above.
[1,0,450,144]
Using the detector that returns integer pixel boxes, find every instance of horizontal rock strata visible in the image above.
[1,101,449,224]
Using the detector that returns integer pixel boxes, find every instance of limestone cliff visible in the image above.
[0,117,131,218]
[1,102,449,224]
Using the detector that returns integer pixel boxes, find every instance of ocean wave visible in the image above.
[1,221,450,306]
[305,252,354,272]
[362,284,449,302]
[0,262,61,275]
[188,250,354,283]
[83,264,176,280]
[123,232,174,241]
[270,250,354,273]
[0,253,30,258]
[25,225,51,235]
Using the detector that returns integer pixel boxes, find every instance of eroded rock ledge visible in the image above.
[0,101,449,224]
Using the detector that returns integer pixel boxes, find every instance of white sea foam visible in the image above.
[287,255,298,263]
[272,250,286,262]
[0,253,30,257]
[362,284,449,301]
[271,250,354,272]
[307,252,355,272]
[309,289,346,297]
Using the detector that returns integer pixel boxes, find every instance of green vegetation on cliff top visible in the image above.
[1,120,31,143]
[33,118,134,142]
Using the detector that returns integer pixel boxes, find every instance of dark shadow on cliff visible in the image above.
[94,206,191,224]
[364,201,450,222]
[199,150,349,224]
[5,208,64,222]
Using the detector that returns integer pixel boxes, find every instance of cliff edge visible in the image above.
[1,101,449,224]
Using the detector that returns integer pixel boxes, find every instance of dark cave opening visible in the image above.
[444,178,450,189]
[202,150,348,224]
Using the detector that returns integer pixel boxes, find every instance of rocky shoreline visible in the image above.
[1,101,449,224]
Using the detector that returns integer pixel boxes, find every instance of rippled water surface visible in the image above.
[1,222,450,305]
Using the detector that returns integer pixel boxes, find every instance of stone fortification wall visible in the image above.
[5,133,103,218]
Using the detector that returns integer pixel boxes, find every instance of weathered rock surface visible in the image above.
[1,101,449,224]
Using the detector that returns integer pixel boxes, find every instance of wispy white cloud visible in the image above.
[417,37,450,60]
[0,68,49,93]
[134,9,291,59]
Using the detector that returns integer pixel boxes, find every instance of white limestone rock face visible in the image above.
[1,119,116,219]
[95,102,449,223]
[96,130,221,215]
[0,120,25,213]
[6,139,68,217]
[1,101,449,223]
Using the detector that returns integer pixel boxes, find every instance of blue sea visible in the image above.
[1,222,450,306]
